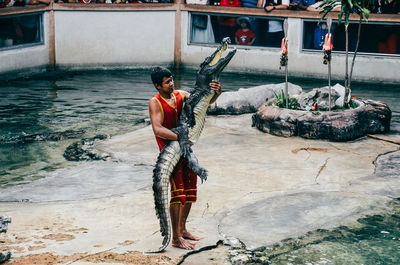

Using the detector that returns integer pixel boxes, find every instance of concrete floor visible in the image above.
[0,114,399,264]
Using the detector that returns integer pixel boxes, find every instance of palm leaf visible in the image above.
[346,0,354,9]
[363,8,370,19]
[338,2,346,23]
[344,8,350,25]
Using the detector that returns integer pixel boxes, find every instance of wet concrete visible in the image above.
[0,161,152,202]
[0,114,399,264]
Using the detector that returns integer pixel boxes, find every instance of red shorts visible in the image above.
[170,158,197,204]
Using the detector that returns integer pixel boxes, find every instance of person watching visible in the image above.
[235,16,256,45]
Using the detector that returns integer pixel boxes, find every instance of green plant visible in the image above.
[320,0,374,25]
[331,105,347,112]
[349,99,359,109]
[273,90,299,110]
[330,100,359,111]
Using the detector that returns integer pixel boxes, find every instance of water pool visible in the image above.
[0,69,399,188]
[0,69,399,264]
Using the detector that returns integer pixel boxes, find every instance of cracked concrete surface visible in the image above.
[0,114,399,264]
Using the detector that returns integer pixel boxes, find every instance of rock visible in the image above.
[63,135,111,161]
[0,252,11,264]
[224,236,243,249]
[332,83,345,107]
[254,256,269,264]
[228,248,270,265]
[252,99,391,141]
[316,83,346,107]
[230,253,250,264]
[349,150,400,198]
[0,217,11,264]
[0,216,11,233]
[208,83,302,115]
[297,87,340,111]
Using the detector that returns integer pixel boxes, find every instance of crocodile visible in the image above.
[148,38,236,253]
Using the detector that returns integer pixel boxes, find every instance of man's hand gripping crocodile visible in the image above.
[147,38,236,253]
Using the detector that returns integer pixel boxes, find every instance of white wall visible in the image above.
[54,11,175,68]
[180,12,400,83]
[0,12,49,77]
[0,10,398,82]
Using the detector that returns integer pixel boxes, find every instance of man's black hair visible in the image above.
[151,67,172,88]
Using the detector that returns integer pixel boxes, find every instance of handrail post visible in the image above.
[49,0,55,71]
[174,0,184,69]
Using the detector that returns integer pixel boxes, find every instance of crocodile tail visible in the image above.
[146,141,180,253]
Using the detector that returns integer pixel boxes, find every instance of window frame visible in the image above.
[301,18,400,57]
[0,12,44,52]
[188,11,285,50]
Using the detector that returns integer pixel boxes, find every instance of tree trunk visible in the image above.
[349,18,362,90]
[344,24,350,108]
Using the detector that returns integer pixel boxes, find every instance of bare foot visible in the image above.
[172,237,196,250]
[182,230,200,241]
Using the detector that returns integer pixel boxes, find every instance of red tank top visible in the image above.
[153,90,184,151]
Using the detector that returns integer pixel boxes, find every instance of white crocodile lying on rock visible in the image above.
[208,83,302,115]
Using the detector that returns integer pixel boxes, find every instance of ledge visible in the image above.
[0,4,50,16]
[53,2,176,11]
[1,3,400,23]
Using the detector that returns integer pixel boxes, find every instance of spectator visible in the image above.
[0,0,11,7]
[238,0,263,45]
[13,0,25,6]
[27,0,50,4]
[289,0,315,10]
[303,1,340,49]
[241,0,257,7]
[374,0,400,14]
[374,0,400,54]
[15,14,41,44]
[288,0,316,49]
[313,22,328,49]
[191,14,215,43]
[220,0,240,6]
[217,0,241,42]
[306,0,341,11]
[209,0,220,5]
[235,16,256,45]
[263,0,289,47]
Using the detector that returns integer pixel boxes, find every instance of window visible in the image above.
[0,13,43,50]
[303,20,400,55]
[190,12,285,48]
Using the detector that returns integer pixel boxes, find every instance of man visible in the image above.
[263,0,289,47]
[148,67,222,250]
